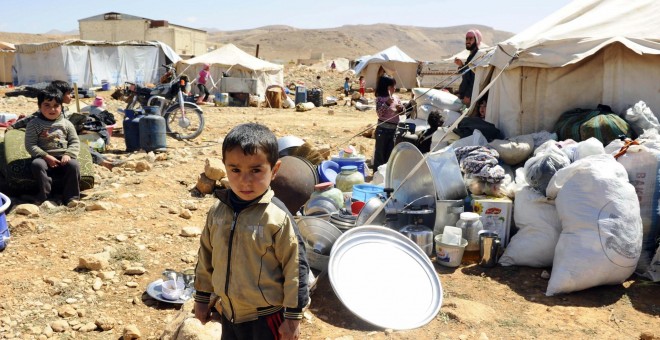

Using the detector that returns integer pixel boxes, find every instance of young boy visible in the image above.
[8,80,74,130]
[25,86,81,206]
[194,123,310,340]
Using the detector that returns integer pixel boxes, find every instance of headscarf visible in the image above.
[466,29,482,47]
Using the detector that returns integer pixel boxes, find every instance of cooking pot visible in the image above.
[271,156,319,214]
[399,224,434,257]
[433,199,464,237]
[355,196,387,227]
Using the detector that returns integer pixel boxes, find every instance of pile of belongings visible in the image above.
[429,100,659,295]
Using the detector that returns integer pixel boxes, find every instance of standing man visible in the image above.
[454,29,482,106]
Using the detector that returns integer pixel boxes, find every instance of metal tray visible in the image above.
[385,142,437,217]
[146,279,193,305]
[328,226,442,330]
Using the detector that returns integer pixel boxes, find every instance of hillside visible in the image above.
[0,23,513,62]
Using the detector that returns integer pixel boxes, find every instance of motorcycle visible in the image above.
[123,65,205,140]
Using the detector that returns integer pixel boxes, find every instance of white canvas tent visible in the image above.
[0,42,15,84]
[477,0,660,138]
[176,44,283,96]
[13,40,181,88]
[353,46,418,90]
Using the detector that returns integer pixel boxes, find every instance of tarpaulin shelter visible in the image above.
[0,42,15,84]
[176,44,283,96]
[353,46,419,90]
[13,40,181,88]
[476,0,660,138]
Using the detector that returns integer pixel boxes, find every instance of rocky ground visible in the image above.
[0,66,658,339]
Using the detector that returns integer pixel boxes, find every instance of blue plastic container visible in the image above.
[139,113,167,152]
[352,184,385,202]
[0,192,11,252]
[318,160,340,184]
[124,111,142,152]
[294,85,307,105]
[331,156,368,177]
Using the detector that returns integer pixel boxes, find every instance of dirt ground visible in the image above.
[0,68,658,340]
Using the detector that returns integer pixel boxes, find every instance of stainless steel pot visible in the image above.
[433,199,464,237]
[399,224,434,257]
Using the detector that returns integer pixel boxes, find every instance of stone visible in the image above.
[79,322,97,332]
[42,325,53,337]
[50,320,69,332]
[177,318,223,339]
[640,331,655,340]
[57,305,77,317]
[180,227,202,237]
[11,220,37,235]
[124,267,147,275]
[78,252,111,271]
[93,277,103,291]
[116,234,129,242]
[122,324,141,339]
[135,161,152,172]
[196,173,216,195]
[98,271,116,280]
[14,204,40,216]
[85,201,114,211]
[95,316,116,331]
[179,209,192,219]
[204,158,226,180]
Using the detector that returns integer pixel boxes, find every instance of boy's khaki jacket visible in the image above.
[195,188,309,323]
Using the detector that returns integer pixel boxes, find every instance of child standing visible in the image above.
[194,123,310,340]
[197,63,211,104]
[343,77,350,96]
[359,75,366,97]
[25,86,81,206]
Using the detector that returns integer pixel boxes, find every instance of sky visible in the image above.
[0,0,575,35]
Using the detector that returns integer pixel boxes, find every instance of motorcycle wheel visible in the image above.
[163,102,204,140]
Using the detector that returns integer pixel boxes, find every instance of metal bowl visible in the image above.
[355,196,387,227]
[303,196,340,216]
[297,217,343,271]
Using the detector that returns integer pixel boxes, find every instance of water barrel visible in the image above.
[139,112,167,152]
[294,85,307,105]
[101,80,110,91]
[123,110,141,152]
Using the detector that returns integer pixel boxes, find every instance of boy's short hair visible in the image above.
[37,86,63,106]
[222,123,279,167]
[50,80,73,95]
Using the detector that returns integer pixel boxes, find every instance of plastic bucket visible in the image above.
[215,93,229,107]
[352,184,384,202]
[331,156,368,177]
[0,192,12,251]
[101,80,110,91]
[318,160,340,184]
[434,234,467,267]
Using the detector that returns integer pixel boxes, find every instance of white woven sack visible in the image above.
[499,186,561,267]
[545,154,642,296]
[412,88,463,112]
[611,144,660,275]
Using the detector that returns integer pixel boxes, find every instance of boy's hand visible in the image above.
[60,155,71,165]
[44,155,60,168]
[278,319,300,340]
[194,302,211,324]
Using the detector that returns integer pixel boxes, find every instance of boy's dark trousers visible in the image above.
[220,310,284,340]
[30,157,80,203]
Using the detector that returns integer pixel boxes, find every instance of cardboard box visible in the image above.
[471,195,513,246]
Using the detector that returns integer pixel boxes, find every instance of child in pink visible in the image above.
[197,64,211,104]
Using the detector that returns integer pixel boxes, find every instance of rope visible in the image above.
[613,139,639,160]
